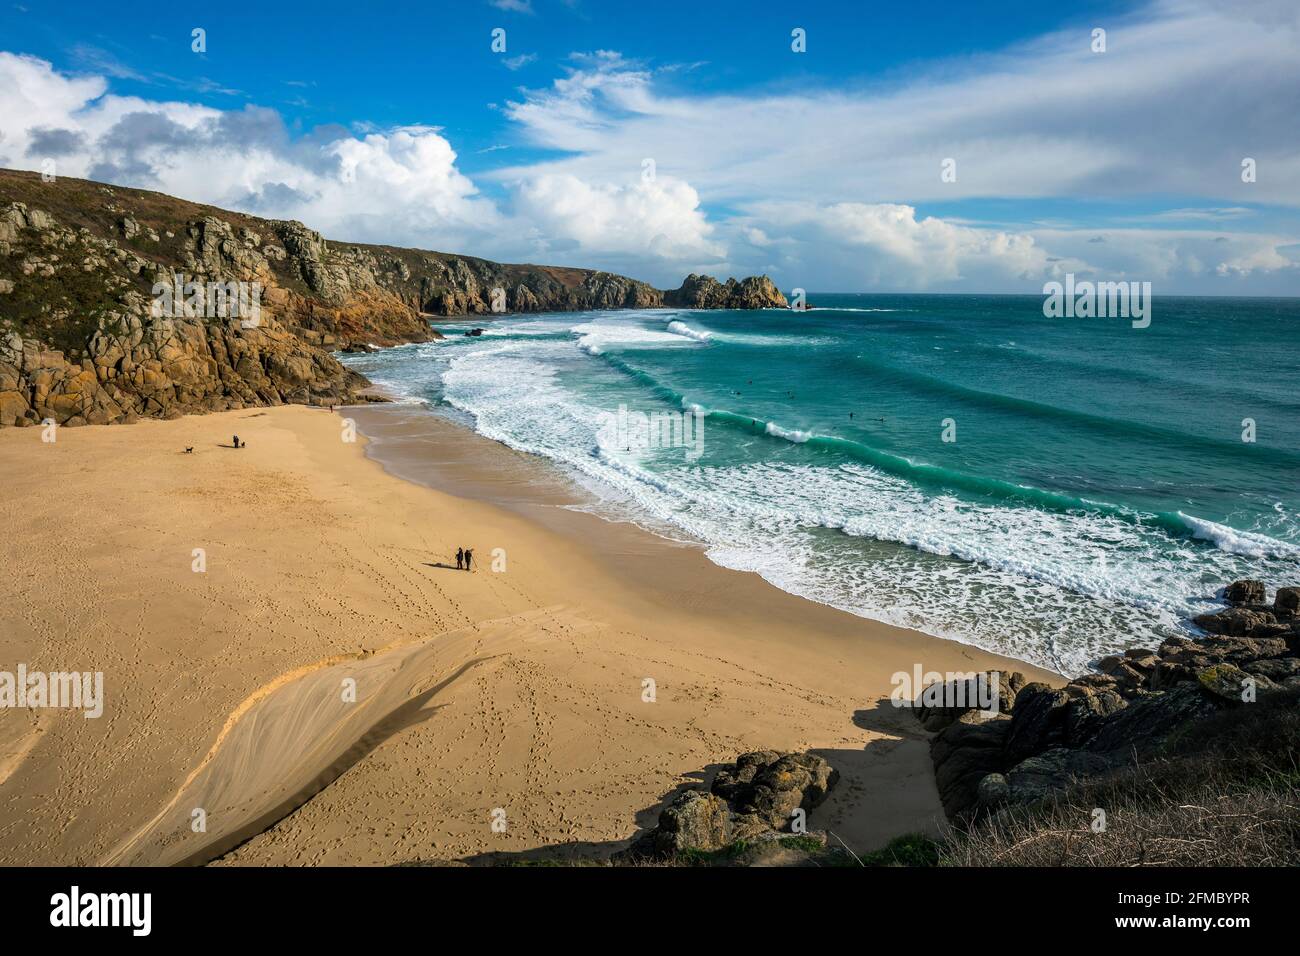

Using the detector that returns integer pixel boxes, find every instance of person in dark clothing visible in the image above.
[456,547,464,570]
[464,549,474,572]
[233,435,241,448]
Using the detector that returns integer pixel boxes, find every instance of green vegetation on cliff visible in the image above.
[0,168,787,427]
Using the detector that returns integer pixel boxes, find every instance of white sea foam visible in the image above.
[350,311,1295,678]
[571,319,700,356]
[810,307,906,313]
[710,331,838,347]
[764,422,812,443]
[432,340,1297,675]
[666,320,714,343]
[1178,512,1300,559]
[482,326,564,337]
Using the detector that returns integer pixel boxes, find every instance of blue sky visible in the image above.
[1,0,1297,292]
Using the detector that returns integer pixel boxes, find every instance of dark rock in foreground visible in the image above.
[915,670,1025,732]
[622,750,838,860]
[923,579,1300,821]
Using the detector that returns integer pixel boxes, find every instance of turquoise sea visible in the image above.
[341,295,1300,675]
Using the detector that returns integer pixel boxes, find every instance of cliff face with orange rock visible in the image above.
[0,169,784,426]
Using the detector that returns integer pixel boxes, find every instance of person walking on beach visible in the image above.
[232,435,241,448]
[456,547,464,570]
[464,548,474,572]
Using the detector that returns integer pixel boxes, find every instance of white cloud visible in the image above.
[731,201,1087,290]
[0,51,723,281]
[1030,227,1296,281]
[1147,207,1256,222]
[1,0,1298,293]
[497,0,1300,209]
[0,52,499,253]
[0,52,107,154]
[513,172,723,264]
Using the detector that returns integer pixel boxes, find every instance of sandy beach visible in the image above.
[0,403,1056,866]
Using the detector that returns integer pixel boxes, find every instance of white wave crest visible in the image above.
[666,320,713,343]
[1178,512,1300,559]
[765,422,812,443]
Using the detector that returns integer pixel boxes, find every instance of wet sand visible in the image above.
[0,403,1056,866]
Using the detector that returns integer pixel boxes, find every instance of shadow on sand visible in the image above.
[400,699,942,866]
[399,762,733,866]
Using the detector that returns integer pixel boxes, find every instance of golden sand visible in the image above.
[0,404,1056,865]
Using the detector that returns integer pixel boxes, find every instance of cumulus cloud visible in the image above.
[0,52,499,253]
[513,172,723,264]
[0,51,741,282]
[487,0,1300,289]
[732,207,1296,291]
[1,0,1298,292]
[25,127,86,157]
[0,50,728,278]
[729,202,1087,290]
[0,52,107,159]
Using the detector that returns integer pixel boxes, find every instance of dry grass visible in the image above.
[940,688,1300,867]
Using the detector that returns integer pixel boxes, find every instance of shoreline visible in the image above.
[0,402,1057,866]
[345,398,1062,675]
[351,314,1260,678]
[345,397,1073,671]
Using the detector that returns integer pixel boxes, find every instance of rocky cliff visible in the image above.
[917,579,1300,822]
[0,169,787,427]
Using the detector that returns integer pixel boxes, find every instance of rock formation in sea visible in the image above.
[663,273,788,310]
[0,169,787,427]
